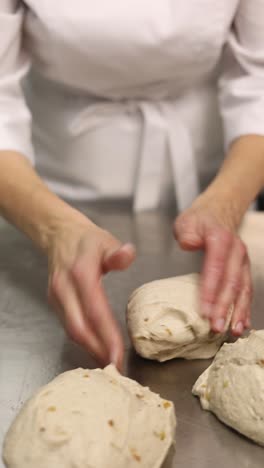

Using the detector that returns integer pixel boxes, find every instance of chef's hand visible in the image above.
[47,216,136,370]
[174,197,252,336]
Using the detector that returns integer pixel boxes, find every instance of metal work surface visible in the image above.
[0,201,263,467]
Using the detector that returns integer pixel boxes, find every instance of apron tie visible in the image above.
[133,101,200,212]
[133,102,167,212]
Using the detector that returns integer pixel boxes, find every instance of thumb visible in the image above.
[174,213,204,251]
[102,242,136,273]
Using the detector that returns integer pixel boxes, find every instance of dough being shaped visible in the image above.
[193,330,264,446]
[3,365,176,468]
[127,274,230,362]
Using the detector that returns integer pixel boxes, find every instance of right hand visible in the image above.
[47,215,136,370]
[174,197,252,336]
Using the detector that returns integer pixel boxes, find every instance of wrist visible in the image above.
[193,135,264,231]
[38,203,94,254]
[192,185,246,232]
[0,152,96,253]
[13,181,95,253]
[205,136,264,222]
[207,173,257,224]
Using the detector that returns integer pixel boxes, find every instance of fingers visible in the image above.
[201,234,252,337]
[103,243,136,273]
[48,223,131,370]
[72,259,124,370]
[49,271,108,365]
[49,263,125,370]
[200,230,232,318]
[245,310,251,330]
[174,205,253,338]
[209,238,246,333]
[231,261,253,336]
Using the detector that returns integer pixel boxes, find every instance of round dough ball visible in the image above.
[127,274,230,362]
[3,365,176,468]
[193,330,264,446]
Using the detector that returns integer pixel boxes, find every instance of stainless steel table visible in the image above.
[0,201,263,468]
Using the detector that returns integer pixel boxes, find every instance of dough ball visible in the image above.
[192,330,264,446]
[3,365,176,468]
[127,274,230,362]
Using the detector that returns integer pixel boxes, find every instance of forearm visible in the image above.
[0,151,90,252]
[200,135,264,226]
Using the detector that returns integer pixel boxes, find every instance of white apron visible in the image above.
[21,0,232,211]
[26,72,223,212]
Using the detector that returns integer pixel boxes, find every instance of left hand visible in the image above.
[174,197,252,336]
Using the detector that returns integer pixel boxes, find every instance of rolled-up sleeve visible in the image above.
[0,0,34,162]
[218,0,264,151]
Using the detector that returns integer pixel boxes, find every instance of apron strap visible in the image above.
[133,101,200,212]
[133,102,166,212]
[163,104,200,212]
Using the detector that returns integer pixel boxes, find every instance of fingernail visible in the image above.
[202,303,213,318]
[233,321,244,335]
[121,243,136,254]
[213,318,225,333]
[245,318,251,329]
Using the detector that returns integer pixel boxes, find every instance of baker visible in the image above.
[1,0,264,368]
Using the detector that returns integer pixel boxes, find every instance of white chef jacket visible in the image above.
[0,1,264,211]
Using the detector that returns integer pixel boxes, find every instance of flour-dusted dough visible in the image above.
[3,365,176,468]
[127,274,230,362]
[193,330,264,446]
